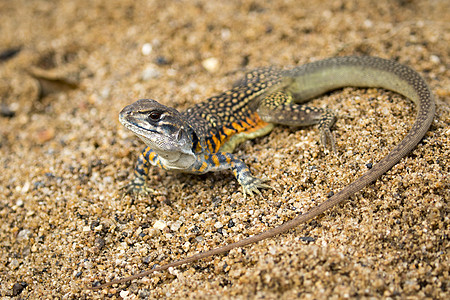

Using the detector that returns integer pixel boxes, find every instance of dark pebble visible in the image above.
[12,282,27,296]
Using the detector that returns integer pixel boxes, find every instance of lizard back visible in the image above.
[182,67,284,153]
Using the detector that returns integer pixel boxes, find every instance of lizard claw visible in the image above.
[120,178,159,198]
[241,177,277,198]
[319,127,336,153]
[318,108,337,152]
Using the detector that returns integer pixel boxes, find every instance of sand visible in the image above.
[0,0,449,298]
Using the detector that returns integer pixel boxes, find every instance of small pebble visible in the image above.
[21,182,31,193]
[154,56,169,65]
[17,229,31,241]
[182,241,191,251]
[299,236,316,243]
[94,237,105,250]
[202,57,219,72]
[430,55,440,64]
[12,282,27,296]
[36,128,55,143]
[141,43,152,55]
[228,219,235,228]
[10,259,20,270]
[141,65,160,81]
[170,220,183,231]
[363,19,373,28]
[153,220,167,230]
[120,290,130,298]
[142,256,152,264]
[0,103,15,117]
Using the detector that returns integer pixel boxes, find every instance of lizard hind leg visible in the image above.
[257,91,337,151]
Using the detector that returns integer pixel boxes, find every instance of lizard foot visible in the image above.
[120,178,159,198]
[318,109,337,152]
[241,176,277,198]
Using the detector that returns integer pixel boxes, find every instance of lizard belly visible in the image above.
[219,122,274,153]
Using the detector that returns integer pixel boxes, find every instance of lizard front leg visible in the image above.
[189,152,272,197]
[123,147,160,195]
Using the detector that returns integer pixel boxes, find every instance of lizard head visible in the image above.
[119,99,197,167]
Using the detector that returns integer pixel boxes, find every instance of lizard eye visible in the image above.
[147,111,162,122]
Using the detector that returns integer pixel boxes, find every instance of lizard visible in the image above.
[89,56,435,290]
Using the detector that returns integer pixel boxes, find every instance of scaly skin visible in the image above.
[89,56,434,290]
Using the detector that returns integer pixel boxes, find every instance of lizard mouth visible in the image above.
[120,114,159,135]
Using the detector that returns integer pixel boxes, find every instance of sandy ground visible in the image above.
[1,0,449,299]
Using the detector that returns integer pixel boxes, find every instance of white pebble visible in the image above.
[141,65,160,81]
[182,241,191,251]
[153,220,167,230]
[170,220,183,231]
[363,19,373,28]
[141,43,153,55]
[21,181,30,193]
[430,55,440,64]
[202,57,219,72]
[17,229,31,241]
[10,259,19,269]
[119,290,130,299]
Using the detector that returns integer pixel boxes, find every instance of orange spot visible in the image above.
[245,116,256,127]
[207,140,214,153]
[212,155,220,166]
[198,161,208,172]
[231,122,244,131]
[223,126,236,136]
[149,152,156,161]
[242,113,269,133]
[212,135,220,152]
[195,142,203,152]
